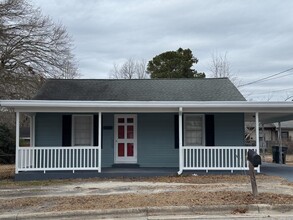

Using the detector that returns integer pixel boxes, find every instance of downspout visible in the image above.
[178,107,183,175]
[98,111,102,172]
[261,124,265,154]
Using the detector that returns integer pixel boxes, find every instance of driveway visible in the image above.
[261,162,293,182]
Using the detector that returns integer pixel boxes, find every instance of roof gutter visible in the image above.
[1,100,293,113]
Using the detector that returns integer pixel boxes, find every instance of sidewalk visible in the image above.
[1,204,293,220]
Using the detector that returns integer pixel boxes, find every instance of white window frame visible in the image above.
[183,114,205,146]
[72,115,94,146]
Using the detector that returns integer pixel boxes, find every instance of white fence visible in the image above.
[17,146,101,173]
[182,146,257,172]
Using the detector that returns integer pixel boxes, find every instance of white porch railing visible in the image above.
[17,146,101,173]
[182,146,257,172]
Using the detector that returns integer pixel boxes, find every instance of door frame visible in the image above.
[114,114,137,164]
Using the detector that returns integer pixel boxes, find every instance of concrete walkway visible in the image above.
[261,162,293,182]
[1,205,293,220]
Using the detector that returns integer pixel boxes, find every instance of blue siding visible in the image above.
[99,113,179,167]
[137,113,178,167]
[35,113,62,146]
[34,112,245,168]
[214,113,245,146]
[101,114,114,167]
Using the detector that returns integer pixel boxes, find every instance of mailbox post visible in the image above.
[247,150,261,197]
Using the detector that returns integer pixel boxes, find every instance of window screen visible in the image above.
[184,115,204,146]
[73,115,92,146]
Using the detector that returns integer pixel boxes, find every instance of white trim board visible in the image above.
[2,100,293,113]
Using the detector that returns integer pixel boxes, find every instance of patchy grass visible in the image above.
[0,163,287,188]
[0,191,292,214]
[0,164,290,191]
[128,173,284,184]
[0,164,14,180]
[0,172,285,188]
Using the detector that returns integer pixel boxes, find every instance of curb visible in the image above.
[1,204,293,219]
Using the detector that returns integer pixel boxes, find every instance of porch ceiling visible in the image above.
[245,112,293,124]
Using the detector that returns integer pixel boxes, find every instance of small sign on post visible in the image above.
[247,150,261,197]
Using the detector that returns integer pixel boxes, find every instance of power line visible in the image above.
[238,67,293,87]
[242,87,293,96]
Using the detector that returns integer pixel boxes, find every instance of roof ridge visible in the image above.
[47,77,229,81]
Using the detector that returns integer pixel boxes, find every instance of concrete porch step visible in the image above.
[111,164,140,168]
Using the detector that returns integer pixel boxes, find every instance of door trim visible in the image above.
[114,114,137,164]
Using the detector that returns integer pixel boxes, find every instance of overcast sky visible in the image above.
[30,0,293,101]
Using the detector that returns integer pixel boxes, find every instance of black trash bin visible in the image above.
[272,146,288,164]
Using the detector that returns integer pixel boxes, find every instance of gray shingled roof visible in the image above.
[33,78,246,101]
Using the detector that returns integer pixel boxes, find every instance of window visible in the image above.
[72,115,93,146]
[281,132,289,140]
[184,114,205,146]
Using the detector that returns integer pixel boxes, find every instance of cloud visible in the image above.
[30,0,293,100]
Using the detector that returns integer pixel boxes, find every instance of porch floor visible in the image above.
[14,167,249,181]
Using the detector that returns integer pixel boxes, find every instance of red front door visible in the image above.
[114,115,137,163]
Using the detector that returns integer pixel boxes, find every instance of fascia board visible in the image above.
[1,100,293,113]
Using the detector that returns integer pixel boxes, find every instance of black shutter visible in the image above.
[62,115,72,146]
[205,115,215,146]
[93,115,98,146]
[93,115,103,148]
[174,114,179,149]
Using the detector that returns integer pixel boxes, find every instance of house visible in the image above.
[1,78,293,180]
[275,121,293,142]
[245,122,278,151]
[245,120,293,152]
[245,123,277,143]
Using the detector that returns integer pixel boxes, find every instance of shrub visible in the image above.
[0,124,15,164]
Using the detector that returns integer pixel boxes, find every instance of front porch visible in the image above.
[12,107,263,177]
[2,100,291,180]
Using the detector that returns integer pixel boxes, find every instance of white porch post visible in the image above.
[98,112,102,172]
[178,107,183,175]
[31,114,36,169]
[261,124,265,154]
[255,112,260,173]
[29,114,36,147]
[15,112,20,174]
[29,116,33,146]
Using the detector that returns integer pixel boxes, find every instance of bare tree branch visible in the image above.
[0,0,80,99]
[208,51,239,86]
[109,58,148,79]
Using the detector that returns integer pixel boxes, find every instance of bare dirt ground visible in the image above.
[0,164,14,179]
[0,165,293,216]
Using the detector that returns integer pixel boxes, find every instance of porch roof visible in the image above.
[1,100,293,114]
